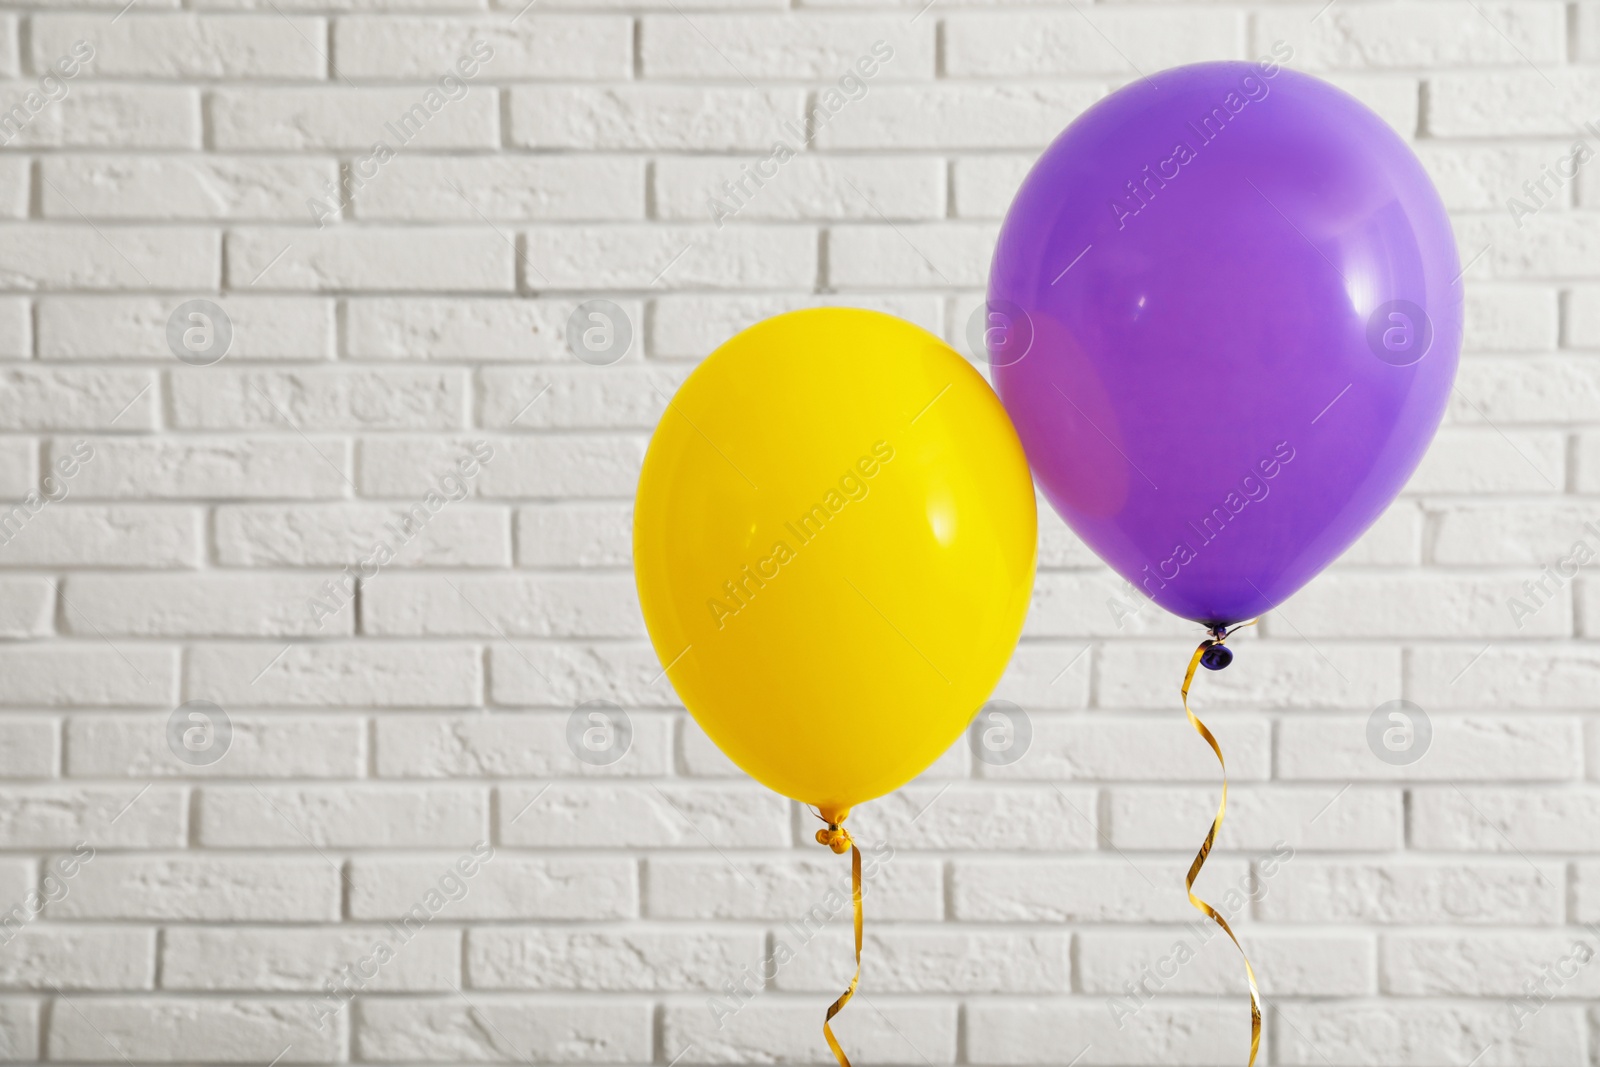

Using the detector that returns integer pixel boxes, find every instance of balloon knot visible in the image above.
[1200,619,1255,671]
[815,824,853,854]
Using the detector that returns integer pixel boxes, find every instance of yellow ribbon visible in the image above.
[814,818,862,1067]
[1182,631,1262,1067]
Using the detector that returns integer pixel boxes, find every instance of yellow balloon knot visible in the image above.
[815,824,853,854]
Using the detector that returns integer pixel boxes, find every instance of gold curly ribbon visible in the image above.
[814,814,861,1067]
[1182,628,1262,1067]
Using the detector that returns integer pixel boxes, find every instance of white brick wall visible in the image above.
[0,0,1589,1063]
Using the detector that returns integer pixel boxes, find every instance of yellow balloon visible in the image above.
[634,308,1037,821]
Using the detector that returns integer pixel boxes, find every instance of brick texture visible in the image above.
[0,3,1589,1065]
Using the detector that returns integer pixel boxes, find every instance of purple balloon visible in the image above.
[989,60,1461,628]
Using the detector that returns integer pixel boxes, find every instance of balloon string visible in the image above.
[814,820,862,1067]
[1181,634,1262,1067]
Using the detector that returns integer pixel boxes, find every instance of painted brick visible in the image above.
[187,643,483,708]
[333,16,632,79]
[66,714,364,779]
[348,854,637,920]
[945,11,1240,74]
[162,926,459,991]
[226,228,513,291]
[467,927,760,991]
[351,156,646,222]
[52,855,341,921]
[356,997,651,1063]
[0,226,217,290]
[509,87,805,150]
[215,503,510,567]
[40,156,335,220]
[211,88,498,149]
[373,712,672,778]
[33,15,326,78]
[38,296,334,360]
[363,573,639,638]
[47,997,345,1062]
